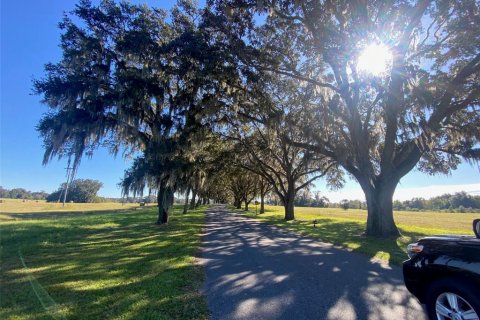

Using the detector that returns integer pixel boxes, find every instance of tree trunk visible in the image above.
[195,197,201,208]
[234,196,241,209]
[284,200,295,221]
[156,183,174,225]
[189,189,197,210]
[244,198,249,211]
[260,193,265,214]
[183,187,190,214]
[284,187,295,221]
[363,180,400,237]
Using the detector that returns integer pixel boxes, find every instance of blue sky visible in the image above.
[1,1,479,199]
[0,0,179,197]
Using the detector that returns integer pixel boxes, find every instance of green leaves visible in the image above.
[36,1,238,202]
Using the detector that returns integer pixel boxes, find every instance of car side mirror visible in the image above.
[474,219,480,239]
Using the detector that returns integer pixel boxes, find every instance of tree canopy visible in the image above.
[46,179,103,203]
[206,0,480,236]
[0,187,48,200]
[36,0,480,237]
[35,0,237,223]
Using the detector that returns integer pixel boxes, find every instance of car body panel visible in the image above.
[403,236,480,303]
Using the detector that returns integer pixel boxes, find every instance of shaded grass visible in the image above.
[0,205,209,320]
[242,205,478,266]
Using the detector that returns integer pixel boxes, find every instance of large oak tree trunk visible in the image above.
[284,187,295,221]
[189,189,197,210]
[234,196,241,209]
[183,187,190,214]
[156,183,174,225]
[260,193,265,214]
[362,180,400,237]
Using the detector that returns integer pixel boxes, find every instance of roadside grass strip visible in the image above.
[1,205,209,320]
[241,205,476,266]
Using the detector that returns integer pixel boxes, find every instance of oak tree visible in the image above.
[209,0,480,236]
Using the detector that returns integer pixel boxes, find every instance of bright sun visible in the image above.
[357,44,392,76]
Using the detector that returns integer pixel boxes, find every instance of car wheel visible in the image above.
[426,278,480,320]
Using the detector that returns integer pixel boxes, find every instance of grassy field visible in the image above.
[244,205,479,266]
[0,198,146,216]
[0,205,209,320]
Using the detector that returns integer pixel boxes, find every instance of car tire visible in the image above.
[425,278,480,320]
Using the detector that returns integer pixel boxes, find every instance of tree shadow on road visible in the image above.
[201,206,425,320]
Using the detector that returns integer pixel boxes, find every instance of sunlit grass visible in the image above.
[243,205,478,266]
[0,205,209,320]
[0,198,150,216]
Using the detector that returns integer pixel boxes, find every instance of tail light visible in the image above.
[407,243,424,258]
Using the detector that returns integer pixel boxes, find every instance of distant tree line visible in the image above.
[294,197,330,208]
[326,192,480,213]
[330,200,367,210]
[46,179,103,203]
[0,186,48,200]
[266,190,330,208]
[0,187,139,204]
[97,196,177,204]
[393,192,480,213]
[265,191,480,213]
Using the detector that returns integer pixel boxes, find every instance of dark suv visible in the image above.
[403,219,480,320]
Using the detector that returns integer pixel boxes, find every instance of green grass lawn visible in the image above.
[243,205,479,266]
[0,205,209,320]
[0,199,149,218]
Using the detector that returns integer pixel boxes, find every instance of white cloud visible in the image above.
[320,183,480,203]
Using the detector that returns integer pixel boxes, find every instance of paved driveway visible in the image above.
[200,205,427,320]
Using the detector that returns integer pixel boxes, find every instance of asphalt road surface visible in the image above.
[200,205,427,320]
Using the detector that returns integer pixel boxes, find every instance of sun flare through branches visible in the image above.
[357,43,393,76]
